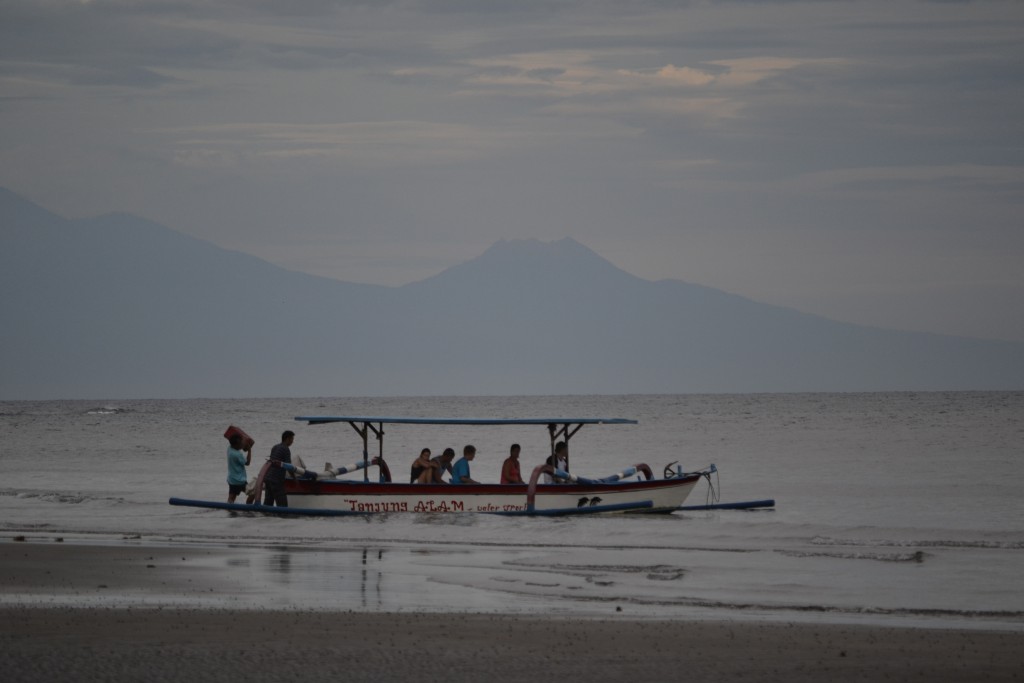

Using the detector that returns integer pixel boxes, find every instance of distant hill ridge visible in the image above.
[1,187,1022,399]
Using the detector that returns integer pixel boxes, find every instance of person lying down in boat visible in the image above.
[291,458,387,480]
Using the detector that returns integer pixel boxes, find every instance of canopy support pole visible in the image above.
[347,421,383,483]
[547,422,583,473]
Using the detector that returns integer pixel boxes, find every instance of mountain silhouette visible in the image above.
[2,187,1022,399]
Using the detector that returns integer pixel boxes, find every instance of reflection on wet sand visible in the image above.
[269,552,291,576]
[253,546,387,611]
[4,538,1020,629]
[361,547,383,609]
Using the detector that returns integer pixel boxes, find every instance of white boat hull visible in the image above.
[282,475,701,514]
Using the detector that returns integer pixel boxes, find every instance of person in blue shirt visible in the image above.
[450,444,479,484]
[226,434,252,503]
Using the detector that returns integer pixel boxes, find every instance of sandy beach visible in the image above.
[2,540,1022,682]
[2,606,1022,683]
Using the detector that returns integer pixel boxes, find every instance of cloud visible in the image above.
[461,50,604,96]
[545,96,741,121]
[616,57,843,91]
[163,121,558,167]
[708,57,811,86]
[654,63,717,86]
[452,50,848,127]
[794,164,1024,194]
[615,63,717,87]
[463,52,720,98]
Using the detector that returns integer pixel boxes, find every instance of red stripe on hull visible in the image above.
[285,474,700,496]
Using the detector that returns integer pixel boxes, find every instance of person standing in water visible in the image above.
[226,434,252,503]
[263,430,295,507]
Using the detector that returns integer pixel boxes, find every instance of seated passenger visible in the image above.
[409,448,436,484]
[500,443,524,484]
[544,441,568,484]
[430,447,456,483]
[450,445,479,484]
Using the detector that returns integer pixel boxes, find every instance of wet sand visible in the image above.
[2,540,1022,682]
[4,607,1022,682]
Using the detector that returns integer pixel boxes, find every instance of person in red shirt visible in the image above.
[500,443,524,484]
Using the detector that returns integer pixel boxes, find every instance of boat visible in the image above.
[170,416,717,517]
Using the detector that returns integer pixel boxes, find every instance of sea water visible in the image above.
[1,393,1021,629]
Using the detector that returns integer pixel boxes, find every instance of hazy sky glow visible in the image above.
[2,0,1023,340]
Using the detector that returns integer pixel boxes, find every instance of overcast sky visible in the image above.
[2,0,1022,341]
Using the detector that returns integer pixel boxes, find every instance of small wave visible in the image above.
[811,535,1024,550]
[780,549,927,563]
[484,582,1024,620]
[564,564,687,580]
[507,560,688,581]
[0,489,126,505]
[0,523,54,531]
[85,406,130,415]
[546,563,681,574]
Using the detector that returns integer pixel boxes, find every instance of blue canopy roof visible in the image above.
[295,416,638,426]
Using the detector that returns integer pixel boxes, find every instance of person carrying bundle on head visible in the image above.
[226,433,252,503]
